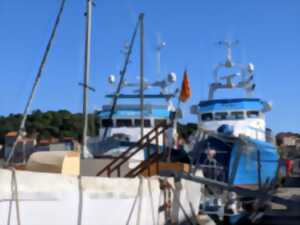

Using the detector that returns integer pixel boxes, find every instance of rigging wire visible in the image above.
[5,0,67,165]
[102,15,141,140]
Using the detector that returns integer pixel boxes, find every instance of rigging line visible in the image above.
[167,181,196,225]
[102,15,141,140]
[136,176,144,225]
[77,175,83,225]
[5,0,67,165]
[7,168,21,225]
[147,178,156,225]
[125,177,142,225]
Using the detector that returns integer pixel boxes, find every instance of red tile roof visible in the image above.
[5,131,17,137]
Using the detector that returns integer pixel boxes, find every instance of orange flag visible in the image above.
[179,70,191,102]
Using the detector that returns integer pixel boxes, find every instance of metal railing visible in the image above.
[96,122,171,177]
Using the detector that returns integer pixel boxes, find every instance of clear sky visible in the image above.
[0,0,300,133]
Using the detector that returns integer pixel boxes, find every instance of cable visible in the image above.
[102,14,141,140]
[6,0,67,165]
[6,168,21,225]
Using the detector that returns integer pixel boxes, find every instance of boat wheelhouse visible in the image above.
[87,73,179,158]
[191,40,273,142]
[98,97,174,143]
[196,98,271,141]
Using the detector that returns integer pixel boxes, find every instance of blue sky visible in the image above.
[0,0,300,133]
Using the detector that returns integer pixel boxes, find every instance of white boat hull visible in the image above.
[0,169,202,225]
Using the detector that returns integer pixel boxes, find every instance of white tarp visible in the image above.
[0,169,202,225]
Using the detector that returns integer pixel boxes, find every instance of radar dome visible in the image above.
[108,74,116,84]
[168,72,176,83]
[247,63,255,73]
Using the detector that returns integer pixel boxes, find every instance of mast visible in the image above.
[156,34,166,77]
[139,13,144,138]
[82,0,93,159]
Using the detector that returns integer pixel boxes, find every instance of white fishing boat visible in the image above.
[86,73,179,163]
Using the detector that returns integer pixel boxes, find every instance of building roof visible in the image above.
[39,138,59,145]
[5,131,17,137]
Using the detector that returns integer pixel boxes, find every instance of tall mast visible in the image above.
[156,34,166,77]
[139,13,144,138]
[82,0,93,159]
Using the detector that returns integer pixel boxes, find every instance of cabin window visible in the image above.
[134,119,151,127]
[154,119,167,127]
[201,113,213,121]
[215,112,228,120]
[101,119,113,127]
[230,111,244,120]
[116,119,132,127]
[247,111,260,118]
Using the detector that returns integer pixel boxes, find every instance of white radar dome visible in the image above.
[247,63,255,73]
[168,72,177,83]
[108,74,116,84]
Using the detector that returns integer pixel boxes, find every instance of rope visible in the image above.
[156,186,162,225]
[135,177,143,225]
[6,0,67,165]
[165,180,196,225]
[159,179,172,224]
[147,178,155,225]
[125,177,143,225]
[77,175,83,225]
[102,15,141,140]
[6,168,21,225]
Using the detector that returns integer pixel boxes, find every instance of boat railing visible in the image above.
[245,125,275,143]
[96,121,172,177]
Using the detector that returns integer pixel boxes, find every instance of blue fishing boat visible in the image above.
[189,41,280,223]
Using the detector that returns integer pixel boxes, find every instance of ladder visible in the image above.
[96,122,172,177]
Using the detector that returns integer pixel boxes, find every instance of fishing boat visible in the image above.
[188,40,280,223]
[0,1,202,224]
[80,73,181,176]
[86,73,179,159]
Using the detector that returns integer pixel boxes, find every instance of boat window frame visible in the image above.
[134,119,152,128]
[116,119,133,127]
[101,119,114,127]
[247,110,260,119]
[154,119,167,127]
[201,112,213,121]
[214,112,229,121]
[230,111,245,120]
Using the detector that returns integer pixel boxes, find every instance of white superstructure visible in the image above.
[191,41,272,141]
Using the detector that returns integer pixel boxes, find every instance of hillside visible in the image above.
[0,110,98,144]
[0,110,197,145]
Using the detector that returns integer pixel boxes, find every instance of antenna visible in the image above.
[209,40,256,99]
[156,34,166,77]
[218,40,239,67]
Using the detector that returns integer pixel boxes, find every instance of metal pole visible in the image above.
[139,13,144,138]
[82,0,93,159]
[156,35,165,78]
[157,46,160,77]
